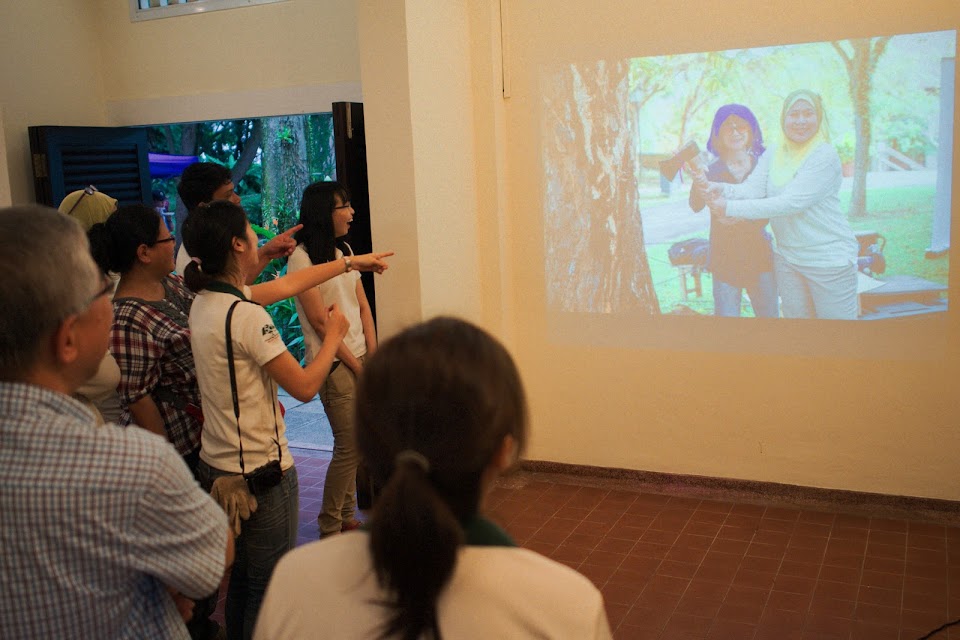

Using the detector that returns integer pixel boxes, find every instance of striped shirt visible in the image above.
[0,382,227,639]
[111,274,202,456]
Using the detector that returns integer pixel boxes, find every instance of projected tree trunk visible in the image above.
[542,61,658,314]
[831,37,891,218]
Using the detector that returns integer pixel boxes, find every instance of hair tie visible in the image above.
[395,449,430,474]
[190,256,203,271]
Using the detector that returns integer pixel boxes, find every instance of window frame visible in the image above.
[129,0,288,23]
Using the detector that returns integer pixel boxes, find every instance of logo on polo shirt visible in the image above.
[261,325,280,342]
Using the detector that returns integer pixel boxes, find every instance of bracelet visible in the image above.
[343,255,352,272]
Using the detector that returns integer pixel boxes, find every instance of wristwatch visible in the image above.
[344,255,353,272]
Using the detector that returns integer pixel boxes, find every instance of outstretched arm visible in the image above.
[723,145,841,220]
[248,252,393,306]
[247,225,303,284]
[717,151,771,201]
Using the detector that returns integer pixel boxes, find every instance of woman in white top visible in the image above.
[289,181,376,536]
[702,90,860,319]
[59,186,123,424]
[181,200,391,640]
[255,317,612,640]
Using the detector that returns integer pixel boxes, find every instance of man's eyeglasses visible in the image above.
[64,186,98,217]
[151,236,176,246]
[334,202,352,210]
[84,274,114,308]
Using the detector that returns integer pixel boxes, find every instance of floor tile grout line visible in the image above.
[290,449,956,639]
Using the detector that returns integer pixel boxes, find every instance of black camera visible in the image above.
[244,460,283,495]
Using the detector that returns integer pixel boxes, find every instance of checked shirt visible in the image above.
[111,274,201,456]
[0,382,226,639]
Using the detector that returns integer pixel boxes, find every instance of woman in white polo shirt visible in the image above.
[289,181,376,537]
[255,317,612,640]
[181,200,391,640]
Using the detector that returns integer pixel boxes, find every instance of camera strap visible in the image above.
[225,299,282,476]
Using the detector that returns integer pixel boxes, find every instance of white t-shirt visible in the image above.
[254,532,612,640]
[287,245,366,363]
[189,285,292,473]
[724,143,858,268]
[76,352,122,425]
[175,245,191,276]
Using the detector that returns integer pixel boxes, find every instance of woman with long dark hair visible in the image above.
[182,200,390,640]
[289,181,376,536]
[255,317,611,640]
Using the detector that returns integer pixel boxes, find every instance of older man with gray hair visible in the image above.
[0,206,233,639]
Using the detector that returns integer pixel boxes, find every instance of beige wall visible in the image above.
[359,0,960,500]
[97,0,360,103]
[94,0,363,125]
[0,0,363,202]
[0,0,108,204]
[506,0,960,499]
[2,0,957,500]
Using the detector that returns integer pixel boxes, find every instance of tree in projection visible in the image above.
[831,36,892,218]
[261,116,311,233]
[543,60,658,314]
[672,53,737,148]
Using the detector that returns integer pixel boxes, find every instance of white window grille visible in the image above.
[130,0,289,22]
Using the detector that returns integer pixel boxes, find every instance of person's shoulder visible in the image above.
[57,418,175,485]
[270,533,370,592]
[96,419,171,455]
[166,272,193,296]
[288,244,310,270]
[462,545,601,596]
[111,296,155,328]
[808,141,841,167]
[278,533,363,566]
[175,243,190,263]
[453,546,607,634]
[232,298,281,351]
[754,148,773,164]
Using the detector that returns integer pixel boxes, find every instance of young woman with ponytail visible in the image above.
[255,317,612,640]
[90,203,226,640]
[182,200,391,640]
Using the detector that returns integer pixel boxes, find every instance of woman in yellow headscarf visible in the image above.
[702,90,859,319]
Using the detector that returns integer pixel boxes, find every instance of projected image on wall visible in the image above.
[542,30,955,320]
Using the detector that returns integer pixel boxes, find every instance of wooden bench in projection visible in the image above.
[858,274,948,319]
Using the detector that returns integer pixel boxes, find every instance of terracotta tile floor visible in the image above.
[219,448,960,640]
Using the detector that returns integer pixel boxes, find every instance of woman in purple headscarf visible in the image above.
[690,104,778,317]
